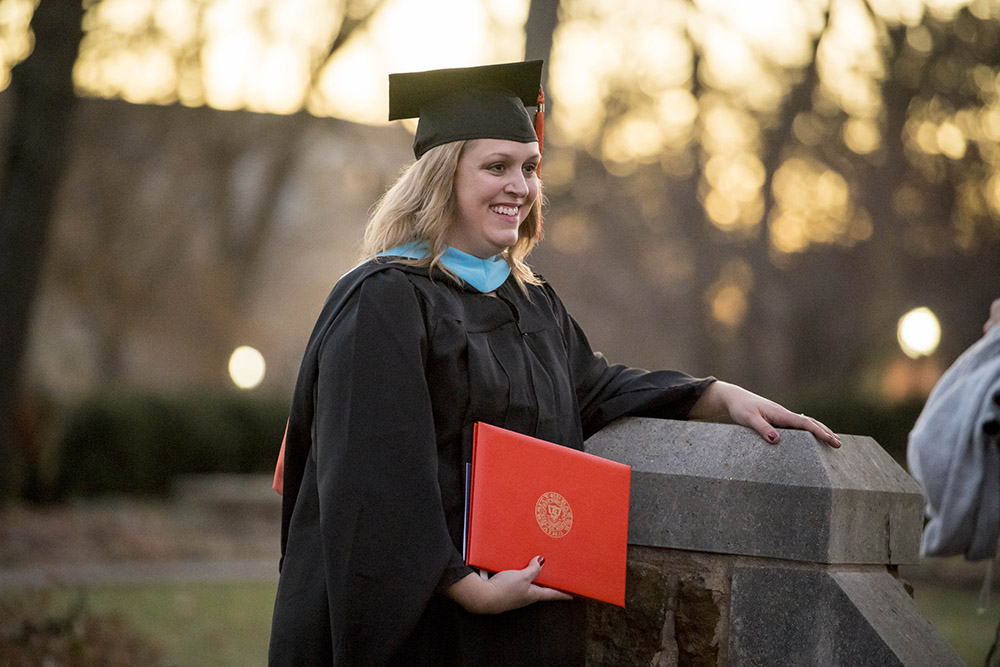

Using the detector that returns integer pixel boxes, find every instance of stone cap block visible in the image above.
[585,418,924,564]
[728,565,962,666]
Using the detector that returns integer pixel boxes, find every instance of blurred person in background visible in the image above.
[908,298,1000,562]
[908,297,1000,665]
[268,60,841,667]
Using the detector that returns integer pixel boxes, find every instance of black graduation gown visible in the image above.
[268,260,714,667]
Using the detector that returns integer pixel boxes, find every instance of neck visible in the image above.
[446,243,503,261]
[378,242,512,293]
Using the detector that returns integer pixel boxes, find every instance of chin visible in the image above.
[496,232,520,250]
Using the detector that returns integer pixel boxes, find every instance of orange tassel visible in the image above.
[272,420,288,495]
[534,85,545,165]
[534,85,545,240]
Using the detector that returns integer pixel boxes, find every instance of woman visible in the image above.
[268,60,840,666]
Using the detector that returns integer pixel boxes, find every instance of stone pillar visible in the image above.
[583,418,962,667]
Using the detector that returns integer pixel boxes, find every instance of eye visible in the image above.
[485,162,506,173]
[523,162,538,175]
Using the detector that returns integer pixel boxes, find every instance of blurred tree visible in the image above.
[524,0,560,90]
[0,0,387,491]
[536,0,1000,399]
[55,0,393,382]
[0,0,83,495]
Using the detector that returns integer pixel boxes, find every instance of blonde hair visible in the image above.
[360,140,543,291]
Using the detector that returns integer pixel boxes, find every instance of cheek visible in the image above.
[455,182,480,218]
[525,182,540,213]
[463,175,496,206]
[528,178,540,202]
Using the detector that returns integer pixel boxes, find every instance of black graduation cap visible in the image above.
[388,60,543,159]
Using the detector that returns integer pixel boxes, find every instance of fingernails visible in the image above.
[767,432,779,443]
[538,556,545,566]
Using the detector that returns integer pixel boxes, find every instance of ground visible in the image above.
[0,474,281,575]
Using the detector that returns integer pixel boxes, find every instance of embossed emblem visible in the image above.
[535,491,573,538]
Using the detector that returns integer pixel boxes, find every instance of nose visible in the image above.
[504,171,529,198]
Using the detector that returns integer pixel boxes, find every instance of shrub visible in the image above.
[0,591,164,666]
[50,390,288,498]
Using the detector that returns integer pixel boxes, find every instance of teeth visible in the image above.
[492,205,518,216]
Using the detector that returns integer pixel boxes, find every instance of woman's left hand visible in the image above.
[688,381,842,448]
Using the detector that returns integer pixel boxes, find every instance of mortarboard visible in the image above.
[388,60,544,160]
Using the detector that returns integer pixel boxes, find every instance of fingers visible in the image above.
[751,409,842,449]
[743,413,780,445]
[521,555,544,582]
[787,411,841,448]
[517,556,572,602]
[532,586,573,602]
[804,416,842,448]
[719,385,843,449]
[450,559,572,614]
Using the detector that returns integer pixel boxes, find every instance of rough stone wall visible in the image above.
[588,547,730,667]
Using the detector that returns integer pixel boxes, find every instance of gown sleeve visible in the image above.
[541,282,715,439]
[310,268,462,664]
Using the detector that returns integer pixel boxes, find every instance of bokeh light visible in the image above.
[229,345,266,389]
[0,0,37,90]
[706,258,754,329]
[897,307,941,358]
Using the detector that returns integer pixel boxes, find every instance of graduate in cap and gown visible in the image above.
[267,60,842,667]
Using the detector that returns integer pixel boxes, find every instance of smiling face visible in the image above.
[448,138,541,259]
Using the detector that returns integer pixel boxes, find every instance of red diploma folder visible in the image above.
[466,422,631,606]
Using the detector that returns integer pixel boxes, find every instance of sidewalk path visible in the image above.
[0,558,278,591]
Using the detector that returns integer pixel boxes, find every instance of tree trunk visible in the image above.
[524,0,560,93]
[0,0,83,495]
[741,11,827,397]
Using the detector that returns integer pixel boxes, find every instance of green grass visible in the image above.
[4,581,278,667]
[3,578,997,666]
[913,582,1000,666]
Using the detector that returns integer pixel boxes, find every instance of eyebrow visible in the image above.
[481,152,541,162]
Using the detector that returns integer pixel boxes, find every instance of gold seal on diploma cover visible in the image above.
[535,492,573,538]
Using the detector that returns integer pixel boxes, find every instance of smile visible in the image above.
[490,205,519,217]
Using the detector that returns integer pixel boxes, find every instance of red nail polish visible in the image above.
[538,556,545,566]
[767,432,778,442]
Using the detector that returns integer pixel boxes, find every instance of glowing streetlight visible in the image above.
[897,307,941,359]
[229,345,266,389]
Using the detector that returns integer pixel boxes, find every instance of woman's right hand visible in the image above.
[985,298,1000,336]
[444,556,573,614]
